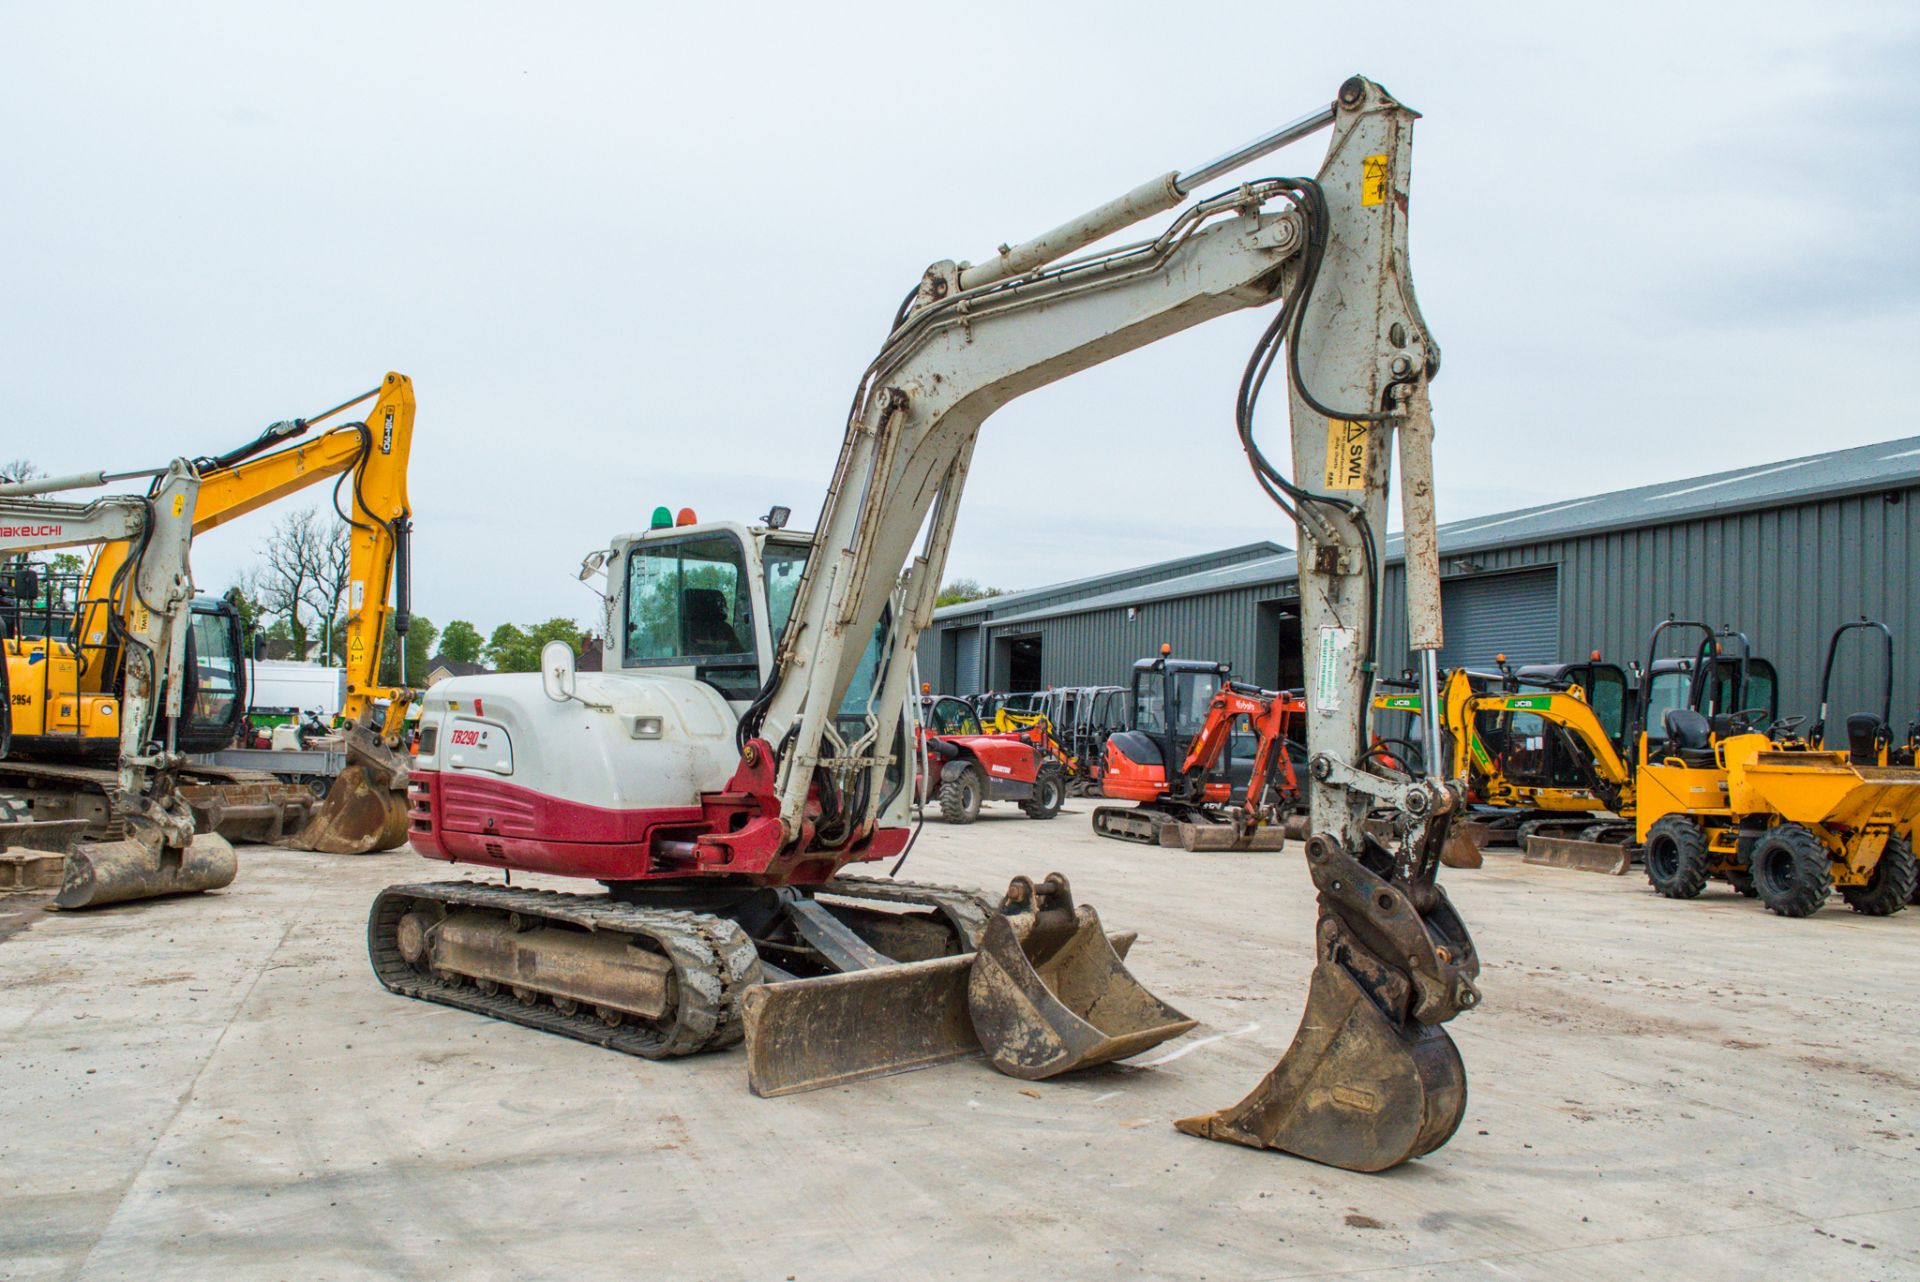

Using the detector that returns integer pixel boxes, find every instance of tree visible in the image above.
[302,521,352,664]
[936,578,1002,607]
[484,622,532,672]
[260,507,325,659]
[484,617,586,673]
[379,613,438,686]
[0,458,41,485]
[439,619,483,664]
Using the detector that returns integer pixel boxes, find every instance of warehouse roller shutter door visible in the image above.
[1437,568,1559,672]
[954,626,982,696]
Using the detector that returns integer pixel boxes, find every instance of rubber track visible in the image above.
[820,874,997,948]
[369,882,762,1059]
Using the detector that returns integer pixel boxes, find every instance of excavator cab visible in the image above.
[1118,653,1230,802]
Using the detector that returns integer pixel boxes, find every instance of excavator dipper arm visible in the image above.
[0,463,239,906]
[740,77,1478,1170]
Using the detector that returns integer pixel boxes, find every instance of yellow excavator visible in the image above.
[1373,658,1637,867]
[1,373,419,856]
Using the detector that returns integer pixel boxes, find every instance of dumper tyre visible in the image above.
[1020,764,1067,820]
[1644,815,1709,900]
[1751,823,1833,918]
[938,766,984,824]
[1839,834,1915,917]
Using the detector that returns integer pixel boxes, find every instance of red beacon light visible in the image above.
[1590,649,1603,662]
[675,507,698,527]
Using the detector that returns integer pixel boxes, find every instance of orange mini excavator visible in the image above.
[1095,648,1305,850]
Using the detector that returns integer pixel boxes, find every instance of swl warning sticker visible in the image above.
[1323,421,1369,490]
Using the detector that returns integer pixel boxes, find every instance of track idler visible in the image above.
[1176,828,1480,1172]
[56,822,237,910]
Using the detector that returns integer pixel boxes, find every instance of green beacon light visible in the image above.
[650,505,673,530]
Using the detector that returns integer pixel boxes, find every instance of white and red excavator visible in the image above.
[374,76,1479,1173]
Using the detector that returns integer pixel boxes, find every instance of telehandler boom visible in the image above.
[378,76,1478,1173]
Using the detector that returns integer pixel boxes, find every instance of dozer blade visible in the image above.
[273,764,410,855]
[968,874,1195,1080]
[1523,834,1630,875]
[56,828,237,910]
[1175,822,1287,852]
[1175,918,1468,1172]
[742,927,1139,1098]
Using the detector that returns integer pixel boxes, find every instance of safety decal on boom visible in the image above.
[1362,154,1390,206]
[1323,421,1369,490]
[1315,626,1354,712]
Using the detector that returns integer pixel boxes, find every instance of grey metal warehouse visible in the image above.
[928,435,1920,725]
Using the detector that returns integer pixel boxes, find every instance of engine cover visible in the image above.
[409,671,742,880]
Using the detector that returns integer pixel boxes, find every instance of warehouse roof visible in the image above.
[975,435,1920,628]
[931,540,1285,623]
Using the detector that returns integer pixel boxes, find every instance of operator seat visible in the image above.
[1846,713,1889,765]
[683,588,745,655]
[1661,708,1719,768]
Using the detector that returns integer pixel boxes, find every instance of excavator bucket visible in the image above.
[56,826,238,910]
[1440,824,1484,869]
[1175,914,1468,1172]
[742,901,1149,1098]
[968,874,1195,1079]
[274,763,410,855]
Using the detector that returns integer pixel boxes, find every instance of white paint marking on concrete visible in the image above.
[1090,1091,1121,1104]
[1133,1022,1260,1067]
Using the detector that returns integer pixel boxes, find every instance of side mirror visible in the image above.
[578,549,610,581]
[540,640,578,704]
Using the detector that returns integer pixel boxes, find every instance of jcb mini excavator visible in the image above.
[374,77,1479,1172]
[1094,649,1305,850]
[0,375,421,858]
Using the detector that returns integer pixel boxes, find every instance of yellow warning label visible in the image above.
[1361,154,1390,206]
[172,493,186,517]
[131,603,149,634]
[350,636,366,660]
[1323,421,1369,490]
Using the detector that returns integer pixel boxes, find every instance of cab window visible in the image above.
[626,533,753,665]
[926,697,980,736]
[189,611,239,730]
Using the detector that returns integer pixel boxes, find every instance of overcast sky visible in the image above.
[3,2,1912,640]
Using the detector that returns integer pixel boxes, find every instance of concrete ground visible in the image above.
[2,805,1916,1282]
